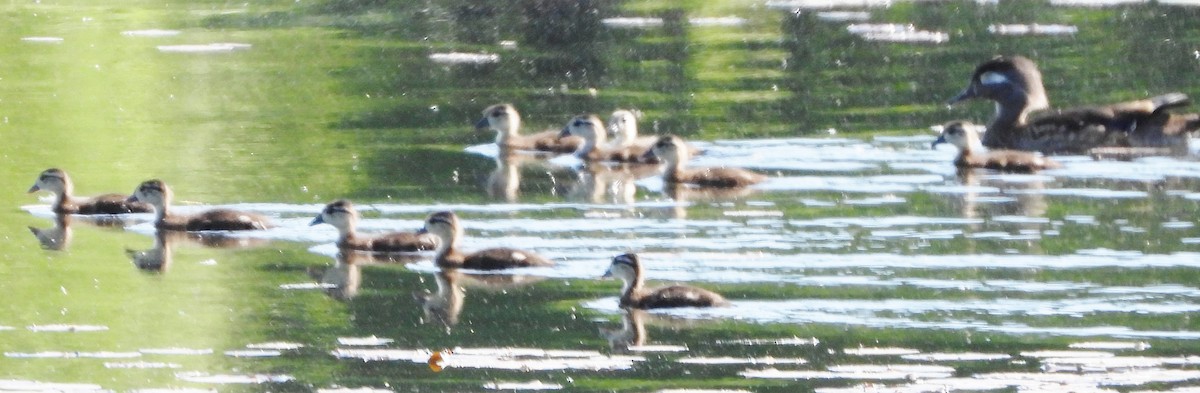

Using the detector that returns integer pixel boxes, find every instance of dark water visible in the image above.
[3,0,1200,392]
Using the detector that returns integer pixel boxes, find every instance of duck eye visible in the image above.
[573,120,586,127]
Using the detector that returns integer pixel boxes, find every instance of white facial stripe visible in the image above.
[979,71,1008,86]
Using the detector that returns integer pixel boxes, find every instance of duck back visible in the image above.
[671,167,766,188]
[440,247,554,270]
[67,194,154,215]
[344,233,436,253]
[626,285,729,309]
[161,209,272,231]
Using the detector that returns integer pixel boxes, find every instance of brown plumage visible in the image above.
[419,211,554,270]
[28,168,153,215]
[642,135,765,188]
[128,179,272,231]
[932,121,1061,173]
[605,253,728,309]
[949,55,1200,154]
[310,199,436,252]
[559,114,647,162]
[476,103,582,154]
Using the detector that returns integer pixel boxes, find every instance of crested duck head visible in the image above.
[128,179,171,210]
[419,211,464,252]
[603,252,644,293]
[948,56,1049,122]
[559,114,607,148]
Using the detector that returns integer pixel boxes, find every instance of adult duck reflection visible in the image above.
[28,214,72,250]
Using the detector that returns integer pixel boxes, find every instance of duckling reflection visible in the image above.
[125,231,272,273]
[951,169,1049,245]
[599,308,648,351]
[413,268,546,331]
[28,214,72,250]
[484,152,565,202]
[562,162,655,205]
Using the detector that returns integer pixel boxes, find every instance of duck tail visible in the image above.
[1150,92,1191,112]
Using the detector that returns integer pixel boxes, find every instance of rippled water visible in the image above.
[5,0,1200,391]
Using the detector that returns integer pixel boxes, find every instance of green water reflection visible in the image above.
[3,0,1200,391]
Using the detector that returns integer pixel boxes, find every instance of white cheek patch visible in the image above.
[979,71,1008,85]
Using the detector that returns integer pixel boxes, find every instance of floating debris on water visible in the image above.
[1068,342,1150,351]
[280,282,338,290]
[428,52,499,65]
[846,24,949,43]
[741,364,956,380]
[901,352,1012,361]
[157,43,251,53]
[626,344,689,352]
[224,349,283,358]
[601,17,664,28]
[816,11,871,21]
[715,337,820,346]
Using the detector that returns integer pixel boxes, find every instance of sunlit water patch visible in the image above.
[428,52,499,65]
[989,23,1079,35]
[121,29,182,37]
[332,347,643,371]
[156,43,251,53]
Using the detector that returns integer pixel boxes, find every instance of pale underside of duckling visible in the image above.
[129,179,272,231]
[421,211,554,270]
[29,168,153,215]
[477,103,582,154]
[310,199,436,252]
[643,135,765,188]
[933,121,1061,173]
[605,253,728,309]
[560,114,648,162]
[949,55,1200,154]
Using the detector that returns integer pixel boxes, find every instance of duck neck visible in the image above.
[662,153,685,180]
[619,273,644,304]
[152,201,170,226]
[983,87,1048,148]
[434,228,462,261]
[495,118,520,145]
[337,221,357,244]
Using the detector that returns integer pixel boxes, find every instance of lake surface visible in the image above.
[3,0,1200,392]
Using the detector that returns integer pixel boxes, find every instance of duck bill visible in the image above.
[931,135,947,149]
[474,117,490,131]
[602,267,613,278]
[947,86,976,105]
[125,195,140,203]
[309,215,325,226]
[27,184,40,193]
[415,227,429,235]
[639,149,658,163]
[558,127,571,138]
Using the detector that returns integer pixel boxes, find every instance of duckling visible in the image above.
[310,199,437,252]
[476,103,582,154]
[128,179,272,231]
[28,168,153,215]
[604,253,728,309]
[418,211,554,270]
[949,55,1200,154]
[559,114,645,162]
[608,110,703,162]
[932,121,1061,172]
[642,135,765,188]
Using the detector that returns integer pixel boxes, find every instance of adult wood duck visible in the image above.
[932,120,1061,172]
[476,103,582,154]
[948,55,1200,154]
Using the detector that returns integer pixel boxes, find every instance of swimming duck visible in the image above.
[559,114,645,162]
[28,168,153,215]
[608,110,703,162]
[932,120,1061,172]
[642,135,765,188]
[418,211,554,270]
[128,179,272,231]
[310,199,437,252]
[604,253,728,309]
[949,55,1200,154]
[476,103,582,154]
